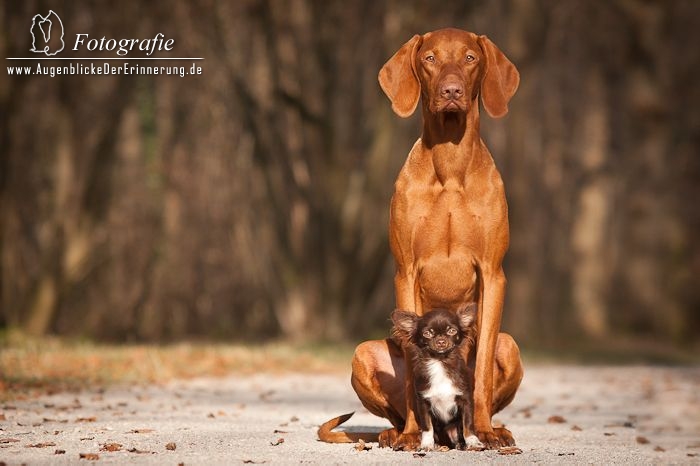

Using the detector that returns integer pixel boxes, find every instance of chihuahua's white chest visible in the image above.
[420,359,462,423]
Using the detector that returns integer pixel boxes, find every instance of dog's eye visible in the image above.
[466,54,476,63]
[425,55,435,63]
[422,329,434,339]
[446,327,458,336]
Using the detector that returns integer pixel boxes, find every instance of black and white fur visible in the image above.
[391,305,484,450]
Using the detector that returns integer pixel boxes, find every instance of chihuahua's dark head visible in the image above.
[391,305,477,356]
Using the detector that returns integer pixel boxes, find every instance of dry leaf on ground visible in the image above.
[26,442,56,448]
[100,443,122,452]
[498,446,523,455]
[354,439,371,451]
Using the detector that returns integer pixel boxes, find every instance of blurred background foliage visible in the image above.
[1,0,698,356]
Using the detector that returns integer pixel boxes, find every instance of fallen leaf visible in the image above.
[654,446,665,452]
[270,438,284,446]
[436,445,450,452]
[558,452,575,456]
[76,417,96,423]
[273,429,288,434]
[80,437,95,441]
[165,442,176,451]
[547,415,566,424]
[26,442,56,448]
[0,438,20,444]
[55,449,66,454]
[571,425,583,431]
[127,447,152,454]
[636,436,650,444]
[412,451,426,458]
[604,432,615,436]
[688,453,698,457]
[604,421,635,428]
[242,460,267,464]
[207,413,216,418]
[100,443,122,452]
[498,446,523,455]
[128,428,154,434]
[79,453,99,460]
[354,439,372,451]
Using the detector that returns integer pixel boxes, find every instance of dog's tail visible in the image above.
[317,412,380,443]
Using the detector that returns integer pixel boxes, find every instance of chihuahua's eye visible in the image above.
[422,329,434,339]
[466,54,476,63]
[446,327,458,336]
[425,55,435,63]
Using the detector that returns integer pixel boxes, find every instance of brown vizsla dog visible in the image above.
[318,28,523,450]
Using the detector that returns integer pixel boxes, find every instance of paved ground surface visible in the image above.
[1,365,699,465]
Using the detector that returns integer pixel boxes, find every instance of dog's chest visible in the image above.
[420,359,462,423]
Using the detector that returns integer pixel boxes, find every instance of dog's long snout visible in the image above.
[440,78,464,101]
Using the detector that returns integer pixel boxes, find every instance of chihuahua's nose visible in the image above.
[435,337,448,349]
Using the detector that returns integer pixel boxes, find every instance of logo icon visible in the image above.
[30,10,64,56]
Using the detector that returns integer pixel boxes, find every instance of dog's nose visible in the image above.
[440,82,464,100]
[435,337,448,348]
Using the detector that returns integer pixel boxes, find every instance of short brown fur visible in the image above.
[318,28,524,450]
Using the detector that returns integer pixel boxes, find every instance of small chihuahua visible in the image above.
[391,305,484,451]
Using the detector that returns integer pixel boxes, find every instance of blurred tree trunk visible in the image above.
[1,0,698,346]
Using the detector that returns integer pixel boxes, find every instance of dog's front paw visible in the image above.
[419,431,435,451]
[392,432,421,451]
[494,426,516,446]
[464,434,485,451]
[378,428,399,448]
[475,428,501,449]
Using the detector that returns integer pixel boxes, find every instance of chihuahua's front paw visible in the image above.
[419,431,435,450]
[464,434,485,451]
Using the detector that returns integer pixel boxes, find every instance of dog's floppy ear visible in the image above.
[456,303,477,332]
[379,34,423,118]
[391,309,418,340]
[477,35,519,118]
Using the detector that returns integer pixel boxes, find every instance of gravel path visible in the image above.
[1,365,699,464]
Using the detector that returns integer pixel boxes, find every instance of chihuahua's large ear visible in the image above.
[456,303,477,332]
[391,309,418,338]
[378,34,423,118]
[477,35,519,118]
